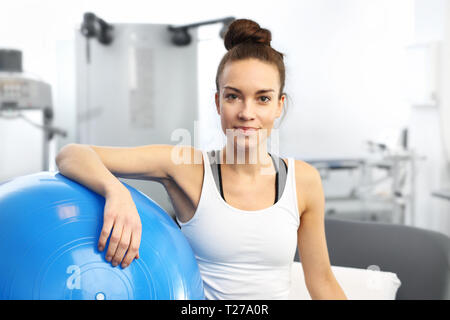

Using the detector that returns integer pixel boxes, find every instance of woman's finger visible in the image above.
[98,214,114,252]
[105,221,123,263]
[121,228,142,268]
[111,226,131,267]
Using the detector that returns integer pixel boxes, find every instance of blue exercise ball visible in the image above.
[0,171,205,300]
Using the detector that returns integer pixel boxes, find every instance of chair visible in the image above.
[294,217,450,300]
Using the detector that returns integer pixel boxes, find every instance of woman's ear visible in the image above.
[215,92,221,115]
[276,94,285,118]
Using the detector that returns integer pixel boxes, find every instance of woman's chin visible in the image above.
[235,138,260,150]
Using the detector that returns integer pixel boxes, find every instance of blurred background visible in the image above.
[0,0,449,237]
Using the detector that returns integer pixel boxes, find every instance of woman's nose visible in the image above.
[238,102,256,120]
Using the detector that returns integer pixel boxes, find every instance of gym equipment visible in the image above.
[0,171,205,300]
[306,139,426,225]
[0,49,67,173]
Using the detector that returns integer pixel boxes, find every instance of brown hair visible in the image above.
[215,18,289,125]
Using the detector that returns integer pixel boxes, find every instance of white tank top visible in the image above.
[176,150,301,300]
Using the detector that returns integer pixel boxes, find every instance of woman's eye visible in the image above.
[225,94,270,103]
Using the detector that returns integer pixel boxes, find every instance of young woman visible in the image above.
[56,18,346,300]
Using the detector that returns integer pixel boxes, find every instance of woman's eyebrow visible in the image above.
[224,86,275,94]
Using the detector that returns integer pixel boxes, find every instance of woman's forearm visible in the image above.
[307,277,348,300]
[55,143,128,198]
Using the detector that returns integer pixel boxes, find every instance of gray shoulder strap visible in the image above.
[207,150,287,202]
[270,152,288,200]
[207,150,221,193]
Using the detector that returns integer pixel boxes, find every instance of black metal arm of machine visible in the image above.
[79,12,114,64]
[80,12,234,47]
[80,12,114,45]
[167,17,235,46]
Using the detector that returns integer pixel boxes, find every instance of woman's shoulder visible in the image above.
[288,159,323,217]
[164,146,204,188]
[280,158,319,179]
[292,159,322,190]
[294,159,320,176]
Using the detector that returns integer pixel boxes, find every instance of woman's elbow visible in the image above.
[56,143,80,166]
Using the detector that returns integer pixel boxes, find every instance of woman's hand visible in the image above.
[97,190,142,269]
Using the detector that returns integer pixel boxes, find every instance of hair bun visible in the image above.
[223,19,272,51]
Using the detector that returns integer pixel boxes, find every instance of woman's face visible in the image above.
[215,58,285,152]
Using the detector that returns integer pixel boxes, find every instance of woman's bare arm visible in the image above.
[296,161,347,300]
[55,143,178,268]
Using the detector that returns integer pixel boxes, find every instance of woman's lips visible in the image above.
[234,127,259,135]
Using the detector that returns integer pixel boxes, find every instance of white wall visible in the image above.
[408,0,450,236]
[278,1,414,159]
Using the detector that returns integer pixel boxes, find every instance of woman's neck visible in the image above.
[219,145,275,178]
